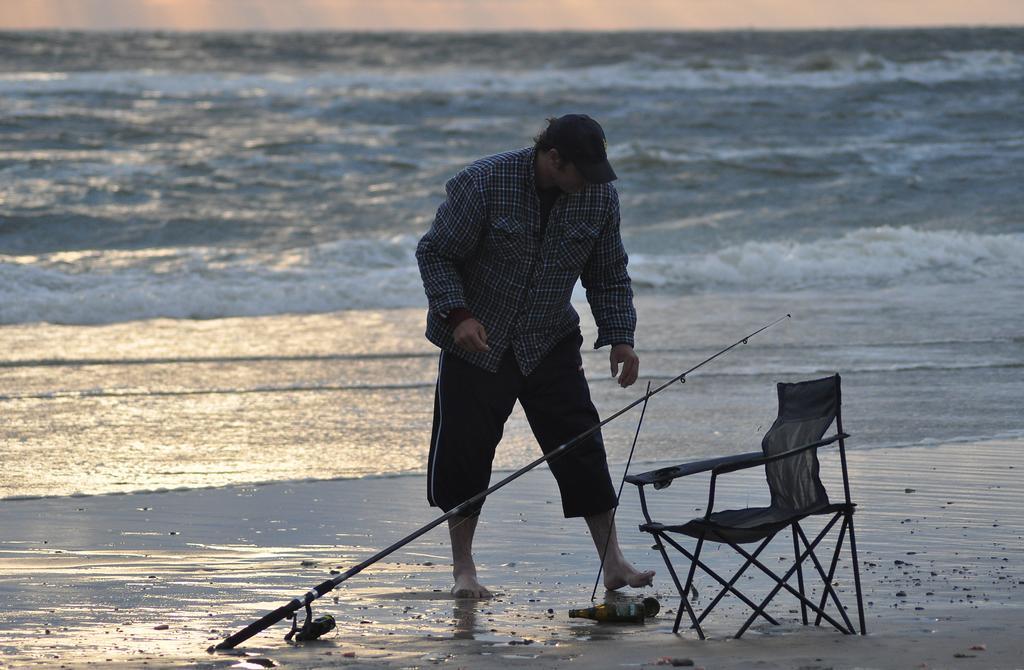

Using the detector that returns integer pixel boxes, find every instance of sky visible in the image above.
[1,0,1023,31]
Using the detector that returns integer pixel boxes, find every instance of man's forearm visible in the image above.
[416,236,470,318]
[446,307,475,327]
[587,278,636,348]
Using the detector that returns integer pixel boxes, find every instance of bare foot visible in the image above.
[451,571,492,599]
[603,558,655,591]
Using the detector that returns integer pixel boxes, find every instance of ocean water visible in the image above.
[1,29,1022,499]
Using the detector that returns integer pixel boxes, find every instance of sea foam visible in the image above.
[2,226,1020,325]
[628,226,1024,291]
[0,48,1020,99]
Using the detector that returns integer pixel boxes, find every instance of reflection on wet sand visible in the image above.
[451,601,479,639]
[2,441,1022,667]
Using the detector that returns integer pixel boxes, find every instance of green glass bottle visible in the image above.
[569,598,659,623]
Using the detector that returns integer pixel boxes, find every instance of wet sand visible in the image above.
[1,439,1022,669]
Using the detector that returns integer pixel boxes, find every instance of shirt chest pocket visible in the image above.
[558,221,602,273]
[485,215,524,259]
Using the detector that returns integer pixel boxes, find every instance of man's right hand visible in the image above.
[453,318,490,353]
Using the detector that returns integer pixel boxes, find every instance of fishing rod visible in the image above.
[210,313,790,652]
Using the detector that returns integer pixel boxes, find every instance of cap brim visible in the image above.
[576,159,617,184]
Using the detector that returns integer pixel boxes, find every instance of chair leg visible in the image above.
[793,522,808,625]
[657,532,779,627]
[797,520,855,634]
[845,513,868,635]
[733,516,850,638]
[680,535,704,629]
[810,517,847,627]
[697,535,774,626]
[652,531,704,639]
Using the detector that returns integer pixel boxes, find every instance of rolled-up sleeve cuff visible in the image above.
[429,294,466,319]
[594,330,634,349]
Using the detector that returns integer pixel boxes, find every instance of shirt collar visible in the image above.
[524,146,537,192]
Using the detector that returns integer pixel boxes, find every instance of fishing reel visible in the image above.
[285,602,336,643]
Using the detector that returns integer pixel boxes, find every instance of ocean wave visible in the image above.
[610,136,1024,174]
[629,226,1024,291]
[1,49,1020,99]
[1,226,1021,325]
[0,236,426,324]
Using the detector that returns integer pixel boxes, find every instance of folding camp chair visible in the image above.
[626,374,866,639]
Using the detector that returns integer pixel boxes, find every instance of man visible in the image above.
[416,114,654,598]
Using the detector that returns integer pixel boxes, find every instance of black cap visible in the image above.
[545,114,617,184]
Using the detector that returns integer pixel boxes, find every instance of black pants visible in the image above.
[427,330,617,518]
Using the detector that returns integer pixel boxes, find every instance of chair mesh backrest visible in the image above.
[761,375,839,513]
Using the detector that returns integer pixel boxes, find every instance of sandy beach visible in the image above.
[2,438,1021,669]
[2,26,1023,670]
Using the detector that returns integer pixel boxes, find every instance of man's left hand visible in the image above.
[609,344,639,388]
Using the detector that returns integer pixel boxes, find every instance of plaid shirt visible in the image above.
[416,147,636,375]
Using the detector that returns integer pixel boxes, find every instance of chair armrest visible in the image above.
[626,451,763,489]
[712,433,850,475]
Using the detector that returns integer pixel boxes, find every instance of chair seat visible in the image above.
[642,502,852,544]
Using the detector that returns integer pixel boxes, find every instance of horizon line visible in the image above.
[2,23,1022,34]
